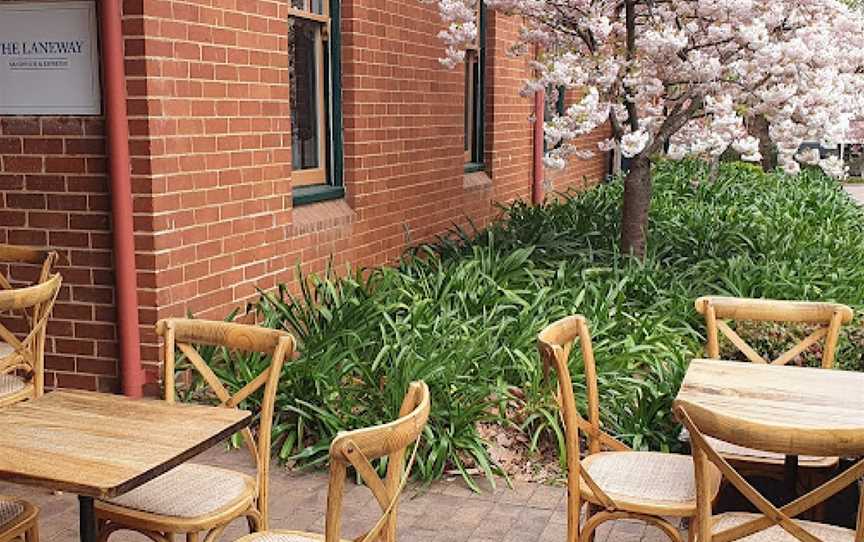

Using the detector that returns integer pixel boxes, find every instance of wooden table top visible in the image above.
[0,390,251,498]
[675,359,864,457]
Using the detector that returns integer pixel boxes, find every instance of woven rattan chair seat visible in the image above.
[0,498,24,530]
[710,512,855,542]
[0,342,14,359]
[101,463,254,519]
[580,451,701,508]
[0,373,26,397]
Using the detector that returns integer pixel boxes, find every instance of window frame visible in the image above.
[556,86,565,117]
[290,0,344,206]
[464,3,486,173]
[544,85,566,153]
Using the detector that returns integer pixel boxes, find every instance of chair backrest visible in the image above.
[676,400,864,542]
[536,315,629,542]
[0,245,59,289]
[323,381,430,542]
[695,296,853,368]
[0,246,60,401]
[156,318,295,530]
[0,273,62,400]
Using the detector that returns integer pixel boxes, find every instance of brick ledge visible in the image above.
[464,170,493,190]
[291,198,356,236]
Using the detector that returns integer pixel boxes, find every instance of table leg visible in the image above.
[784,454,799,502]
[79,495,97,542]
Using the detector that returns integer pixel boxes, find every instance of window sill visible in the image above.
[464,169,492,190]
[293,184,345,206]
[291,198,355,236]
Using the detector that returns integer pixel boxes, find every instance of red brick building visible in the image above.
[0,0,608,394]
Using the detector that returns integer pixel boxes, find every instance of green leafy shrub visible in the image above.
[188,160,864,487]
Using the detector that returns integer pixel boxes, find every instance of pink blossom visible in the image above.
[796,148,821,165]
[620,130,650,158]
[667,144,688,161]
[818,156,848,179]
[733,136,762,163]
[597,138,616,152]
[433,0,864,176]
[780,157,801,175]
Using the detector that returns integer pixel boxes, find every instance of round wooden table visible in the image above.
[674,358,864,537]
[675,359,864,459]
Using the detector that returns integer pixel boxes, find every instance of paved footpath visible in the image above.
[0,447,683,542]
[844,184,864,205]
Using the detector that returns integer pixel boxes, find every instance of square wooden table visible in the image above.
[0,390,251,542]
[675,358,864,495]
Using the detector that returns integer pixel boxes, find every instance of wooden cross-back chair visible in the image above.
[676,401,864,542]
[537,315,721,542]
[232,381,431,542]
[0,245,59,289]
[0,495,39,542]
[694,296,853,474]
[96,318,295,542]
[0,274,62,408]
[695,296,853,369]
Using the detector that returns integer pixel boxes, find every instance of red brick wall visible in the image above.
[120,0,296,387]
[0,0,609,392]
[339,0,478,264]
[0,116,119,392]
[483,12,534,206]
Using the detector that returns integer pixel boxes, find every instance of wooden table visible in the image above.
[0,390,251,542]
[675,359,864,496]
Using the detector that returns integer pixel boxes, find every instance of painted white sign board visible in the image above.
[0,1,101,115]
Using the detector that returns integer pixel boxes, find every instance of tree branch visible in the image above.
[624,0,640,132]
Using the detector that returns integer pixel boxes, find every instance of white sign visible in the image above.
[0,1,101,115]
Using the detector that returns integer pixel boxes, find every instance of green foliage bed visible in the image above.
[192,160,864,488]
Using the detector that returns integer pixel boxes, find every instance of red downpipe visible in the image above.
[99,0,144,397]
[532,87,545,205]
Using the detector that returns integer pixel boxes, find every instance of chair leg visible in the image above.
[244,508,263,534]
[186,532,199,542]
[25,522,39,542]
[96,521,113,542]
[579,510,604,542]
[687,516,696,542]
[656,520,684,542]
[584,504,599,542]
[804,468,831,522]
[202,526,227,542]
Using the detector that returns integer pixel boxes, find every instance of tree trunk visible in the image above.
[620,154,652,258]
[748,115,777,172]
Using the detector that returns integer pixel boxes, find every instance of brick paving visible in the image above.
[0,447,684,542]
[843,183,864,205]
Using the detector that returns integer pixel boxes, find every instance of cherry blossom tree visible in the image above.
[436,0,864,256]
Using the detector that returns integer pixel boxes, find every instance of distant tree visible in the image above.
[436,0,864,256]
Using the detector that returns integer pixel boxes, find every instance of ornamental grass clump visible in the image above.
[192,160,864,487]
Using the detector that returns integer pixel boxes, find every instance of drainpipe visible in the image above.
[532,87,545,205]
[99,0,145,397]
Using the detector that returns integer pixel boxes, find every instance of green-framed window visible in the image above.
[289,0,344,205]
[544,86,566,153]
[464,3,486,173]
